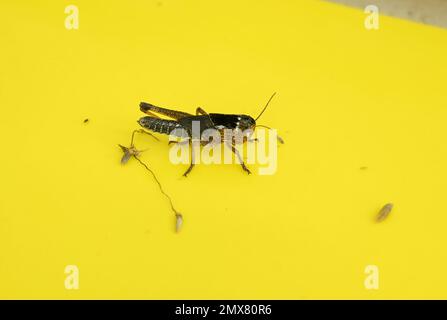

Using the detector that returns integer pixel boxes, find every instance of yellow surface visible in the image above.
[1,0,447,299]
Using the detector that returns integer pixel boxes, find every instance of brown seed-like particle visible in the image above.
[376,203,393,222]
[84,118,89,123]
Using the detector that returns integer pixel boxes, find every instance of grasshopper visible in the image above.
[137,93,283,177]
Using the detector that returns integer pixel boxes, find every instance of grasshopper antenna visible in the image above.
[254,93,284,144]
[255,124,284,144]
[255,92,277,121]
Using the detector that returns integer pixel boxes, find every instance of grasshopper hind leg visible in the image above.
[182,140,196,177]
[140,102,192,120]
[131,129,159,145]
[196,107,208,116]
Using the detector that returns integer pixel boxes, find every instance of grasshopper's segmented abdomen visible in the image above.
[138,116,185,136]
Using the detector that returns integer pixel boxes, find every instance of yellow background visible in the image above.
[1,0,447,299]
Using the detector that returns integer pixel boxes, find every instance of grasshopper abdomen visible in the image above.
[138,117,184,136]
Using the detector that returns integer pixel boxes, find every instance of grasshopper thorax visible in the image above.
[209,113,256,132]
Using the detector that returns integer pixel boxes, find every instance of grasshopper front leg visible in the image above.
[225,141,251,175]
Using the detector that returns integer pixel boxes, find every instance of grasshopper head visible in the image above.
[237,115,256,131]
